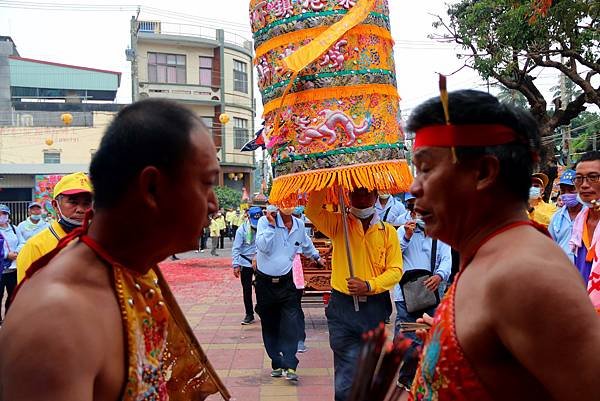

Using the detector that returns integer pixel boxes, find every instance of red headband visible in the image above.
[414,124,519,149]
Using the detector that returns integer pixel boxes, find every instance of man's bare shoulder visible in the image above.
[474,227,600,400]
[475,225,599,334]
[482,226,580,286]
[0,244,123,401]
[0,280,103,399]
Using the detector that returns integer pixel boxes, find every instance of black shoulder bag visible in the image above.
[399,238,440,314]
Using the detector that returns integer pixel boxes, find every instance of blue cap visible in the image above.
[0,204,10,214]
[248,206,263,226]
[559,169,576,186]
[404,193,415,201]
[28,201,42,209]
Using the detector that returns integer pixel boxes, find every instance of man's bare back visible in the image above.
[454,225,600,400]
[0,242,125,401]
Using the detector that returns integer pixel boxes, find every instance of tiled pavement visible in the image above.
[160,256,335,401]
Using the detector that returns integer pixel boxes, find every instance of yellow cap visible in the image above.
[53,172,93,198]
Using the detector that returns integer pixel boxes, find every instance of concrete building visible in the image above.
[0,36,123,222]
[128,19,256,192]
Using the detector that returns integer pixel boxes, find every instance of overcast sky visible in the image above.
[1,0,565,119]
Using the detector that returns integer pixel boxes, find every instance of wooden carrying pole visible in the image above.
[338,188,360,312]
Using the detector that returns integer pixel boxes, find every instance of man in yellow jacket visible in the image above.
[305,187,403,401]
[17,172,93,283]
[528,172,557,228]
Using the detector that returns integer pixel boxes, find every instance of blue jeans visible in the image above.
[326,290,390,401]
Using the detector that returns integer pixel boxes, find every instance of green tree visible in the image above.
[569,111,600,153]
[495,84,529,108]
[433,0,599,145]
[213,186,242,210]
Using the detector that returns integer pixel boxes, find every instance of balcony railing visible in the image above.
[137,21,252,50]
[0,110,94,127]
[139,82,221,103]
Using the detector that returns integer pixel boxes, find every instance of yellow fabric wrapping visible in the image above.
[282,0,377,73]
[254,24,392,59]
[263,83,399,115]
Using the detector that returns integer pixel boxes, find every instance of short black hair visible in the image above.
[406,89,540,202]
[90,98,206,208]
[576,151,600,166]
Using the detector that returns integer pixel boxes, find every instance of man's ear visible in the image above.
[475,155,500,192]
[138,166,162,210]
[51,199,59,216]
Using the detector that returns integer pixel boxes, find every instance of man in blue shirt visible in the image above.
[255,204,323,381]
[16,202,49,242]
[0,204,25,324]
[375,193,408,226]
[393,214,451,389]
[548,169,581,263]
[393,221,452,330]
[232,206,263,325]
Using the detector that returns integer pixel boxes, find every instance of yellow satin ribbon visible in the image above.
[282,0,377,73]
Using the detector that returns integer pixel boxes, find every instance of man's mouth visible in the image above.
[414,207,432,220]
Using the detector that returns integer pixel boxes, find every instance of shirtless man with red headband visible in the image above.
[404,90,600,401]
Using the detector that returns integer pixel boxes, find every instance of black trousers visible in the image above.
[296,289,306,342]
[199,232,208,250]
[240,266,255,317]
[219,229,226,249]
[230,225,239,240]
[254,271,299,370]
[0,270,17,320]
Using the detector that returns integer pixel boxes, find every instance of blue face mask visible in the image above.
[30,214,41,222]
[560,193,580,208]
[529,187,542,200]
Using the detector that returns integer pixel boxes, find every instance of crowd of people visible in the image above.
[0,93,598,401]
[229,188,454,394]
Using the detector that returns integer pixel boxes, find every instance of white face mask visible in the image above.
[577,193,596,208]
[350,206,375,220]
[56,203,83,227]
[529,186,542,200]
[0,215,8,225]
[379,194,391,200]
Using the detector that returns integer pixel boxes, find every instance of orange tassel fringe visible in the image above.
[269,160,413,206]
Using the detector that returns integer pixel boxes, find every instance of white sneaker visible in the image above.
[200,250,205,253]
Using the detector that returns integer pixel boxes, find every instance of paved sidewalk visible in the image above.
[161,257,335,401]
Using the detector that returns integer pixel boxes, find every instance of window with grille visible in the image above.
[43,151,60,164]
[148,52,186,84]
[199,56,213,87]
[233,60,248,93]
[233,117,249,149]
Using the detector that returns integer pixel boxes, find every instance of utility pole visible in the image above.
[129,9,140,103]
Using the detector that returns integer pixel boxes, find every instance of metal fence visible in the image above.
[2,201,32,225]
